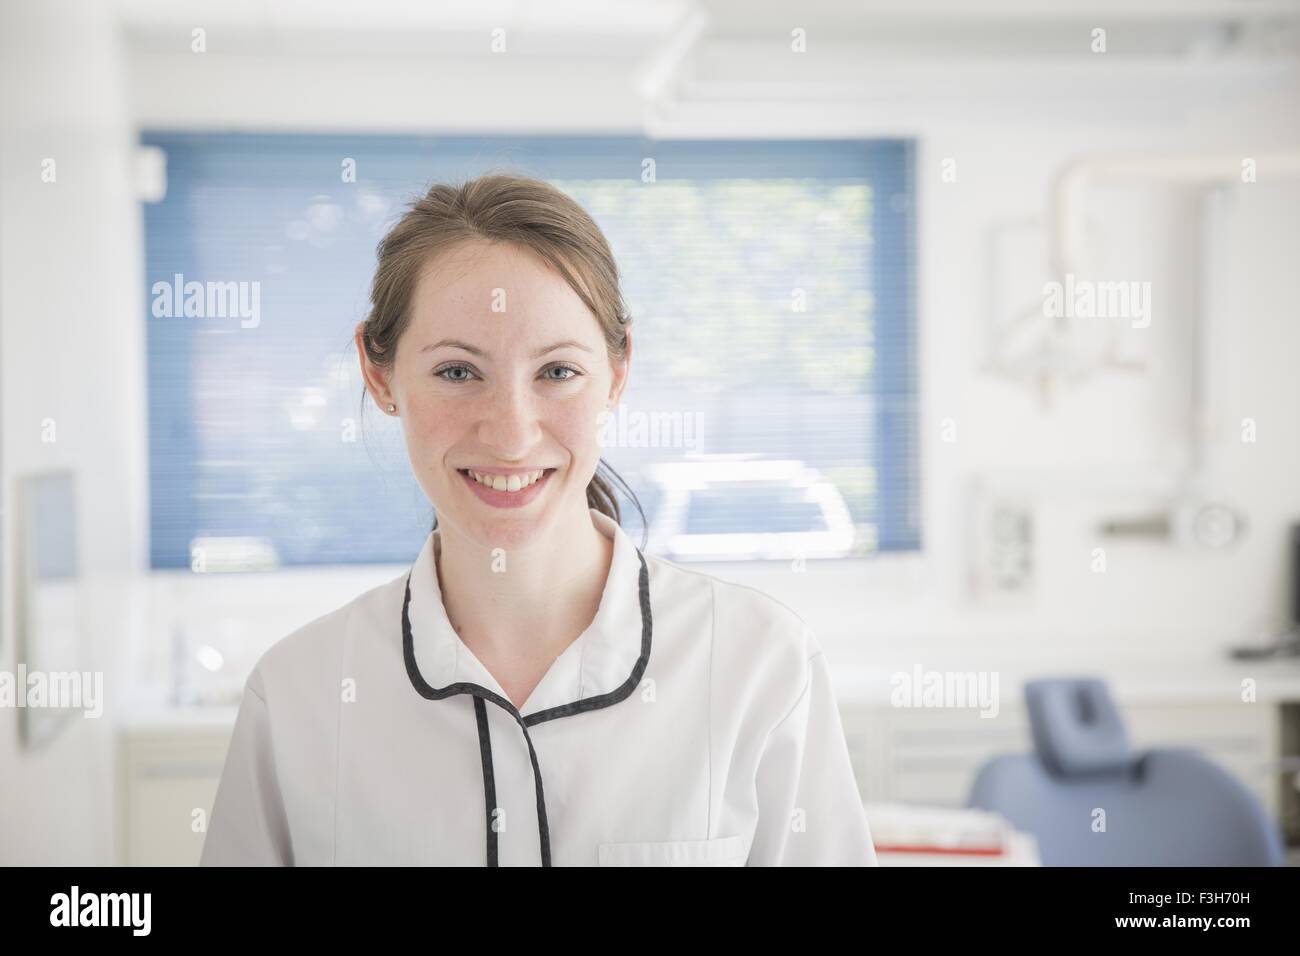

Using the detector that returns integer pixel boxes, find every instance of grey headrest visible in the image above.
[1025,678,1132,776]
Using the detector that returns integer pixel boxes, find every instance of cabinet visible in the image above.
[840,700,1282,819]
[117,725,233,866]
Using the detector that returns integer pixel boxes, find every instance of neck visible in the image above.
[434,506,614,661]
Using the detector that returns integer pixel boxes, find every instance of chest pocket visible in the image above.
[597,835,748,866]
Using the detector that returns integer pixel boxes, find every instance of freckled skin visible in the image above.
[357,239,631,554]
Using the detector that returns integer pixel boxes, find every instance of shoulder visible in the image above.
[642,551,821,720]
[645,551,819,656]
[244,571,407,703]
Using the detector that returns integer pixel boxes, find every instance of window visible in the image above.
[143,133,916,568]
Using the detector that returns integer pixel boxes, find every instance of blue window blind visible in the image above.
[143,133,917,569]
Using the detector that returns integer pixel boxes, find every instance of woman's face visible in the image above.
[358,239,630,550]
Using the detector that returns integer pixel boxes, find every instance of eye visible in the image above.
[434,363,477,383]
[543,364,582,382]
[434,363,581,384]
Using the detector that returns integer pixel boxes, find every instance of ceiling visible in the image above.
[111,0,1300,61]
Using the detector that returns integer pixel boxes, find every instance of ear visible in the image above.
[608,327,632,407]
[355,323,395,409]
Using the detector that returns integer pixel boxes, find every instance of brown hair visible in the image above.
[359,172,645,539]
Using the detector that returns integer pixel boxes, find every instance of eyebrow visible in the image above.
[420,338,594,359]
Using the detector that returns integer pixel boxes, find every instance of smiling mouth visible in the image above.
[457,468,557,493]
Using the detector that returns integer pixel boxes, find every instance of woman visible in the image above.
[200,174,877,866]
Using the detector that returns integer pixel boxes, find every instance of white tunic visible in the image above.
[200,508,877,866]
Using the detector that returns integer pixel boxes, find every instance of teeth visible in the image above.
[467,469,547,492]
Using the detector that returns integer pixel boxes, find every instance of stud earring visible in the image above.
[386,403,396,414]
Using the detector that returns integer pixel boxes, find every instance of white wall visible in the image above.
[0,1,147,863]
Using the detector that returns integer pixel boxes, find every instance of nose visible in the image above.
[475,377,542,459]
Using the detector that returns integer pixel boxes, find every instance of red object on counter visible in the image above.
[873,843,1006,856]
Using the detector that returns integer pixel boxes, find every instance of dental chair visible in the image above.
[967,678,1285,866]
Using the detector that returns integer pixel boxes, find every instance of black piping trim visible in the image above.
[473,697,498,867]
[402,547,653,867]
